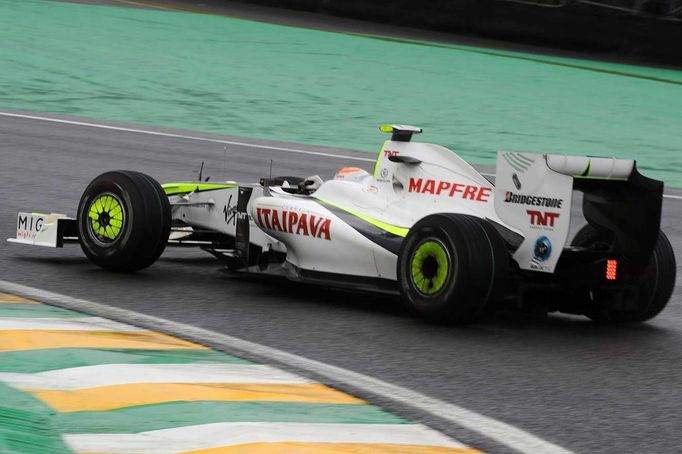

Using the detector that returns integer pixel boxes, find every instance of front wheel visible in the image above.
[571,224,676,322]
[77,170,171,272]
[398,214,509,324]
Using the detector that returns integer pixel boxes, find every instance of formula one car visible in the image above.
[9,125,676,323]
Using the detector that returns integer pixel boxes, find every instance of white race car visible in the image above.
[9,125,676,323]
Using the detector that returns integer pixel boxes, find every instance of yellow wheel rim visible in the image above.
[411,239,450,296]
[87,193,124,243]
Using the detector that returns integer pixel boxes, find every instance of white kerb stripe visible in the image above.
[0,317,147,332]
[0,279,574,453]
[64,422,465,453]
[0,363,312,390]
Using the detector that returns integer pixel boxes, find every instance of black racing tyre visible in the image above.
[572,224,676,322]
[571,224,614,253]
[398,214,509,324]
[77,170,171,272]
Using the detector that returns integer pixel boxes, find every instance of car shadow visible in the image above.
[216,272,672,338]
[8,255,674,342]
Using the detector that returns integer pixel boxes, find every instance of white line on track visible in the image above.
[0,280,573,454]
[663,193,682,200]
[1,111,679,201]
[0,112,375,163]
[2,111,678,201]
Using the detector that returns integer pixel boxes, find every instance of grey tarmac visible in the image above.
[1,111,681,453]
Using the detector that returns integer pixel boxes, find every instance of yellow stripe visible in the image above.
[31,383,364,412]
[181,443,481,453]
[0,330,207,352]
[372,140,388,177]
[319,198,409,237]
[161,182,237,196]
[0,293,38,304]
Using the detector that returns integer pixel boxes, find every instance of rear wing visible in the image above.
[494,152,663,273]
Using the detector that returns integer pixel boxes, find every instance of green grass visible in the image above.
[1,0,680,185]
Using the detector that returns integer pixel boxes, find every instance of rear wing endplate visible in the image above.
[494,152,662,273]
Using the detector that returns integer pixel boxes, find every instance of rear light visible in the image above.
[605,259,618,281]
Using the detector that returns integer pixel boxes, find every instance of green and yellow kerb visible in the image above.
[411,239,450,295]
[88,193,124,242]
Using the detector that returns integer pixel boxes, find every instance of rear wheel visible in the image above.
[571,224,676,322]
[398,214,509,323]
[77,170,171,272]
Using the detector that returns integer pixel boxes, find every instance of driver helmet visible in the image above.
[333,167,369,182]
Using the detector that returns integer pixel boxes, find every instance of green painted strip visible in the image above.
[0,304,89,319]
[1,0,680,186]
[0,348,252,374]
[0,382,71,453]
[55,401,409,433]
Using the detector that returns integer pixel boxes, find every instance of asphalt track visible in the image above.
[1,111,681,453]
